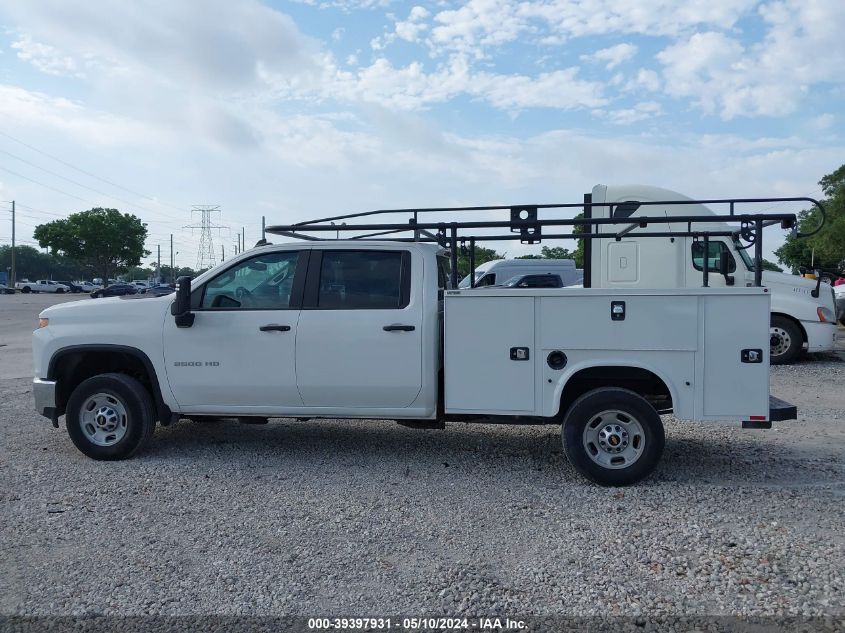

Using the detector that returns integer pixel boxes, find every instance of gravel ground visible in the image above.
[1,294,843,621]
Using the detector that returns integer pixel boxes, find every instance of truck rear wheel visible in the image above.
[770,315,802,365]
[562,388,665,486]
[65,373,156,460]
[21,286,31,293]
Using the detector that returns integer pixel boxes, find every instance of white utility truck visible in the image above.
[585,185,837,364]
[17,279,70,294]
[33,199,804,485]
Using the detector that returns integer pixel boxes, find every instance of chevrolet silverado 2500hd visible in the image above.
[33,237,797,485]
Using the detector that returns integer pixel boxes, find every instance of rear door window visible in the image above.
[316,250,410,309]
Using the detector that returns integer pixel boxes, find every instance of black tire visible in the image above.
[21,286,31,293]
[65,373,155,460]
[56,288,64,293]
[770,315,802,365]
[91,291,101,298]
[562,387,665,486]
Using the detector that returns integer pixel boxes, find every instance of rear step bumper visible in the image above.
[742,395,797,429]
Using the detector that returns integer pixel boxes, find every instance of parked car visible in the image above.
[74,281,99,292]
[15,280,70,293]
[496,273,564,288]
[142,284,175,297]
[90,283,138,298]
[53,280,85,293]
[0,283,15,295]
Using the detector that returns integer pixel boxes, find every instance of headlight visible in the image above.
[38,318,49,328]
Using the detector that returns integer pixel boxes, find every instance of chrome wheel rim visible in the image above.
[770,326,791,357]
[582,409,645,469]
[79,392,128,446]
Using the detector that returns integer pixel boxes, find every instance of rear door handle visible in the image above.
[383,324,415,332]
[259,324,291,332]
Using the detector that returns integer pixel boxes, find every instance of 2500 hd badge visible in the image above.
[173,361,220,367]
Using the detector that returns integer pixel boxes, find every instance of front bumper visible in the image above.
[33,378,58,422]
[802,319,837,352]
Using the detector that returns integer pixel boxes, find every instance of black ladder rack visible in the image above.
[266,196,825,289]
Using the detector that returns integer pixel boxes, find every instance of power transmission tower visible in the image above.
[185,205,224,270]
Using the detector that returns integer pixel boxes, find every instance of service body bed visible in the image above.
[444,287,780,424]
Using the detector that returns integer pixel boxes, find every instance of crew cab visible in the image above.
[17,280,70,293]
[33,241,796,485]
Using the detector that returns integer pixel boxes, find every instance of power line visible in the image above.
[1,148,190,224]
[0,147,176,218]
[0,165,90,203]
[0,129,187,214]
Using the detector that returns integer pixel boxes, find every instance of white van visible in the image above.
[587,184,838,364]
[458,259,579,288]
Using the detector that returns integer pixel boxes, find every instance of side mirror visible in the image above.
[171,276,195,328]
[719,251,735,286]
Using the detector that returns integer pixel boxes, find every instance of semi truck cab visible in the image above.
[589,184,837,364]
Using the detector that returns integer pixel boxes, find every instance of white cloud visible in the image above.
[627,69,661,93]
[596,101,663,125]
[11,35,82,77]
[581,43,638,70]
[0,84,159,146]
[469,67,607,110]
[424,0,758,58]
[430,0,527,58]
[656,0,845,119]
[4,0,319,90]
[395,6,430,43]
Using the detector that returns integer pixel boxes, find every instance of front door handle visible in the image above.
[259,324,291,332]
[383,324,415,332]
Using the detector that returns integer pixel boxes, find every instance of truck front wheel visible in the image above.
[562,388,665,486]
[770,315,802,365]
[65,373,156,460]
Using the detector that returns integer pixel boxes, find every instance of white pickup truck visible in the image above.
[33,239,796,485]
[17,279,71,293]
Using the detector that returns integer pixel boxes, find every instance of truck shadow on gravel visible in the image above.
[139,418,843,488]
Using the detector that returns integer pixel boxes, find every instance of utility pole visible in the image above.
[170,234,174,284]
[221,245,225,262]
[261,216,265,242]
[156,244,161,283]
[242,226,245,251]
[237,233,241,254]
[10,200,15,288]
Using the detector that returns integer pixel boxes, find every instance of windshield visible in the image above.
[458,270,484,288]
[733,238,755,271]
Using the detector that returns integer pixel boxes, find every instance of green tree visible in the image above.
[775,164,845,272]
[33,208,149,284]
[456,245,503,278]
[0,245,88,281]
[761,259,783,272]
